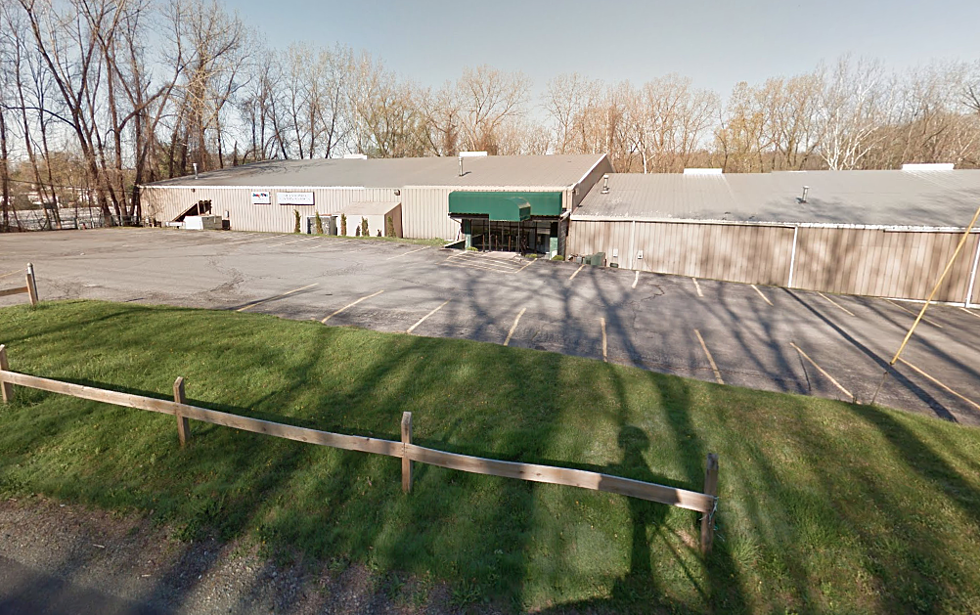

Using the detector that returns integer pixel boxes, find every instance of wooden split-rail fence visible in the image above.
[0,344,721,554]
[0,264,38,306]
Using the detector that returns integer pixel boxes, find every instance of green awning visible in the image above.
[449,191,563,221]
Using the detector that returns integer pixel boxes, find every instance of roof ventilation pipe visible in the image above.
[801,186,809,203]
[193,163,199,180]
[458,155,464,177]
[601,174,610,194]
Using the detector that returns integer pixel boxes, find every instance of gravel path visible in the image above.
[0,496,471,615]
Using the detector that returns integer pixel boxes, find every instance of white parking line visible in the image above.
[600,317,608,361]
[632,271,639,289]
[407,300,450,334]
[898,358,980,412]
[569,264,586,281]
[236,283,318,313]
[694,329,724,385]
[503,307,526,346]
[321,290,384,323]
[692,277,703,298]
[386,246,428,261]
[790,342,855,401]
[958,307,980,320]
[884,299,943,329]
[750,284,773,306]
[817,291,855,317]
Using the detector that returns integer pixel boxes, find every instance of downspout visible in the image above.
[628,219,637,270]
[787,226,799,288]
[966,232,980,307]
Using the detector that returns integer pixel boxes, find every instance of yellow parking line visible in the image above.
[321,290,384,323]
[386,246,427,261]
[600,317,608,362]
[897,358,980,412]
[751,284,773,306]
[958,307,980,321]
[236,283,318,312]
[694,329,724,385]
[632,271,639,289]
[885,299,943,329]
[503,307,526,346]
[790,342,855,402]
[569,264,586,281]
[692,277,703,298]
[407,300,450,334]
[817,292,855,317]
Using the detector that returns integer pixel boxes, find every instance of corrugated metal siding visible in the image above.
[143,187,397,233]
[400,187,460,241]
[568,221,793,284]
[792,229,979,302]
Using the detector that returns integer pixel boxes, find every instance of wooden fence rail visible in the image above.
[0,346,720,554]
[0,264,38,306]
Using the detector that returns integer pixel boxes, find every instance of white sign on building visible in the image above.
[277,191,315,206]
[251,191,271,205]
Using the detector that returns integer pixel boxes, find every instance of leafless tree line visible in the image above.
[2,0,980,232]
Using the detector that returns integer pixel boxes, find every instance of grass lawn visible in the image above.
[1,300,979,613]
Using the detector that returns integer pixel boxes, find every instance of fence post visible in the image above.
[700,453,719,555]
[25,263,38,306]
[0,345,12,403]
[173,377,190,446]
[401,412,413,493]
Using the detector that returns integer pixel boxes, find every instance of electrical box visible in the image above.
[637,250,644,259]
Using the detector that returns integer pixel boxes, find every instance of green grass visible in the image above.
[1,300,979,614]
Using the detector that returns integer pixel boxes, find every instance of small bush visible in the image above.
[293,210,301,234]
[466,246,477,252]
[355,225,361,237]
[314,211,324,235]
[340,214,347,236]
[385,215,395,238]
[551,255,564,261]
[361,217,369,237]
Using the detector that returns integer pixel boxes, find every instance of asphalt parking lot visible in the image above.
[2,228,979,425]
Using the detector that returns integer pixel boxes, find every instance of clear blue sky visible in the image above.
[236,0,980,96]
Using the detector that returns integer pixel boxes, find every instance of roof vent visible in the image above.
[343,153,368,160]
[683,168,723,175]
[192,162,198,180]
[799,186,809,204]
[901,163,954,171]
[601,174,610,194]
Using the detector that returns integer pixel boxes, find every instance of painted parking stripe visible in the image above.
[407,300,450,334]
[694,329,724,385]
[569,264,586,281]
[750,284,774,306]
[958,307,980,321]
[692,277,703,298]
[898,358,980,412]
[503,307,526,346]
[236,283,318,313]
[632,271,640,289]
[600,317,608,362]
[817,291,855,317]
[884,299,943,329]
[321,290,384,323]
[445,260,523,274]
[386,246,428,261]
[790,342,855,402]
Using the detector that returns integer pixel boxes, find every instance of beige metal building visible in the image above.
[568,168,980,306]
[142,154,612,256]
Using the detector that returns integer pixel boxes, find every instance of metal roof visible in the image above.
[574,169,980,229]
[143,154,608,190]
